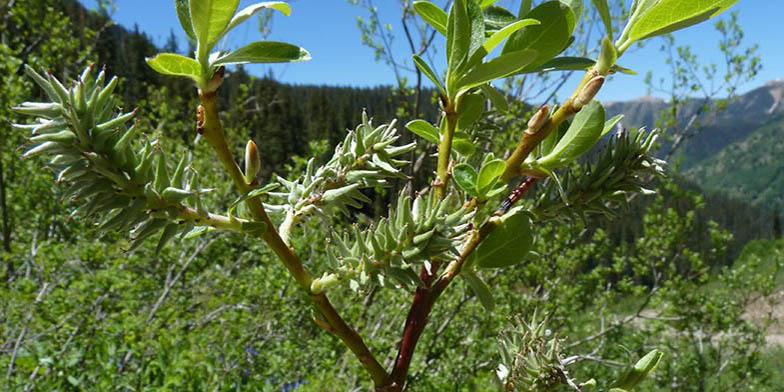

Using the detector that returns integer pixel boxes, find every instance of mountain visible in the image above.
[685,116,784,212]
[605,80,784,169]
[602,81,784,213]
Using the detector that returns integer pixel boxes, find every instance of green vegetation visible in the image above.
[1,0,781,391]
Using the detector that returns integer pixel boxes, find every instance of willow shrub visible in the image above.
[13,0,739,390]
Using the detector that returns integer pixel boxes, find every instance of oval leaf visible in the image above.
[472,207,534,269]
[477,159,506,196]
[629,0,737,41]
[502,1,576,71]
[189,0,241,47]
[538,99,605,168]
[213,41,311,65]
[224,2,291,35]
[413,1,448,36]
[453,137,476,156]
[146,53,202,79]
[453,163,479,196]
[405,119,440,145]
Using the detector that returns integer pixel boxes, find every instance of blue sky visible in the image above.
[79,0,782,102]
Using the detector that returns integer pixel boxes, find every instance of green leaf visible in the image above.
[602,113,624,137]
[213,41,311,65]
[413,55,446,96]
[525,56,634,74]
[528,56,594,72]
[230,182,280,208]
[471,207,533,268]
[447,0,471,75]
[224,2,291,35]
[483,6,517,31]
[189,0,241,47]
[457,93,486,132]
[628,0,737,41]
[414,1,448,36]
[611,350,664,390]
[241,221,268,235]
[466,0,486,65]
[453,164,479,197]
[590,0,613,38]
[539,119,569,157]
[479,0,498,8]
[477,159,506,196]
[183,226,216,239]
[538,100,605,168]
[483,18,540,54]
[457,49,537,91]
[480,84,508,112]
[560,0,583,25]
[406,120,440,145]
[453,137,476,156]
[502,1,576,71]
[462,269,495,310]
[146,53,202,79]
[518,0,533,17]
[175,0,197,41]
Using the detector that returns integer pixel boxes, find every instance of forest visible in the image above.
[1,0,782,391]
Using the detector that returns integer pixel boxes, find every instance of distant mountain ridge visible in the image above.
[605,80,784,168]
[603,81,784,212]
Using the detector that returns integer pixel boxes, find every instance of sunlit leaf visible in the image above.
[146,53,202,79]
[628,0,737,41]
[537,100,605,168]
[414,1,448,36]
[224,2,291,35]
[502,1,576,72]
[406,120,440,145]
[189,0,241,47]
[453,163,479,196]
[213,41,311,65]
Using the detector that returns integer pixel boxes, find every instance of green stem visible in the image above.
[197,91,388,387]
[434,106,458,201]
[500,70,597,183]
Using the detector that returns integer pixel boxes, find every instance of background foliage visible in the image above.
[1,0,781,391]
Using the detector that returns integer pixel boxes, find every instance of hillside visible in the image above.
[605,80,784,168]
[686,116,784,212]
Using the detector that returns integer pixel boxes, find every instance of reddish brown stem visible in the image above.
[382,264,441,391]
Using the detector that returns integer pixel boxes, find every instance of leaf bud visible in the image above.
[526,105,550,135]
[573,76,605,110]
[244,140,261,184]
[595,36,618,75]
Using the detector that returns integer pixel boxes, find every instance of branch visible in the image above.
[197,91,388,386]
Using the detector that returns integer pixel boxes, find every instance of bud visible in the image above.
[611,350,663,390]
[595,36,618,75]
[244,140,261,184]
[196,105,205,134]
[526,105,550,135]
[573,76,605,110]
